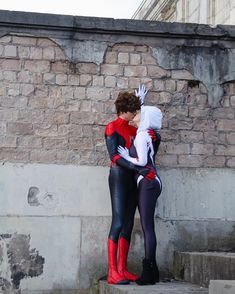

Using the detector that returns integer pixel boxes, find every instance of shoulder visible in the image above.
[135,131,149,143]
[128,125,137,136]
[105,120,116,136]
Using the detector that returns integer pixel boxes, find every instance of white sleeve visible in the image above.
[124,132,148,166]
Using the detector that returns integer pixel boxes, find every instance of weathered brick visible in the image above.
[212,108,234,119]
[177,80,188,92]
[76,62,97,74]
[165,143,190,154]
[227,133,235,144]
[128,77,141,88]
[178,155,204,167]
[17,109,44,123]
[18,46,30,58]
[147,66,170,78]
[3,71,17,82]
[34,123,58,136]
[230,95,235,107]
[130,53,141,65]
[105,76,116,87]
[221,95,230,107]
[217,119,235,131]
[37,38,55,47]
[1,96,28,108]
[43,47,55,60]
[68,75,79,85]
[43,137,68,149]
[30,149,57,162]
[43,73,56,84]
[116,77,128,89]
[87,87,110,101]
[203,155,226,167]
[104,51,117,64]
[101,64,123,76]
[44,110,70,124]
[0,59,21,70]
[18,85,33,101]
[51,61,70,73]
[54,47,66,60]
[157,154,178,167]
[79,100,92,112]
[7,84,20,96]
[70,112,95,125]
[227,157,235,167]
[29,47,43,59]
[34,85,48,97]
[0,35,11,44]
[180,130,203,143]
[74,87,86,99]
[112,44,135,52]
[153,80,165,91]
[61,86,74,99]
[25,60,50,73]
[0,148,29,162]
[158,92,172,104]
[135,45,148,52]
[204,131,226,144]
[69,137,93,150]
[80,74,92,86]
[194,119,215,131]
[92,75,104,86]
[4,45,17,57]
[191,143,214,155]
[12,36,36,45]
[17,136,42,148]
[7,122,33,135]
[169,117,193,130]
[125,65,147,77]
[165,80,176,92]
[189,107,210,117]
[118,53,129,64]
[0,136,17,147]
[141,53,157,65]
[56,74,68,85]
[171,69,194,80]
[215,145,235,156]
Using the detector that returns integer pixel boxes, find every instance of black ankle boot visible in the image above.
[136,258,159,285]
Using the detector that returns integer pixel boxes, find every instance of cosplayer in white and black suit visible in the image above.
[118,105,163,285]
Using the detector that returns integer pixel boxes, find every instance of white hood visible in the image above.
[138,106,163,133]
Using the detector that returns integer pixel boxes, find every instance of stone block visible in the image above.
[7,122,33,135]
[117,52,129,64]
[209,280,235,294]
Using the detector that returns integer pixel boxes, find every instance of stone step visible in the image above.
[99,280,208,294]
[173,252,235,288]
[209,280,235,294]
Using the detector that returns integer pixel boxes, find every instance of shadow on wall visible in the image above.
[0,233,44,292]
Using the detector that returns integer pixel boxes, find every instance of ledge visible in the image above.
[0,9,234,39]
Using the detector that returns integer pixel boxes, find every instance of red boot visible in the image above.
[117,237,140,281]
[107,238,129,285]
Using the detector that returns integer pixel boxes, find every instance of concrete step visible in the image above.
[209,280,235,294]
[99,280,208,294]
[173,252,235,288]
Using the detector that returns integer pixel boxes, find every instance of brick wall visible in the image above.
[0,35,235,168]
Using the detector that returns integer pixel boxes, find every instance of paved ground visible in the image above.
[99,280,209,294]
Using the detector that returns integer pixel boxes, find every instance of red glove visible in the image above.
[145,165,156,180]
[148,129,157,142]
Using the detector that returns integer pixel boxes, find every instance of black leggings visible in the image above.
[137,178,162,260]
[108,166,137,243]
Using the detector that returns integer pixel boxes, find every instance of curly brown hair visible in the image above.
[115,92,141,115]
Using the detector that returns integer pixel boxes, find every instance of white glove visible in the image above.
[135,84,148,105]
[117,146,130,160]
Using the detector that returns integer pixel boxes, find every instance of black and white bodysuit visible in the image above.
[118,106,163,260]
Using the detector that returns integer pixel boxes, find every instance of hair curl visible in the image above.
[115,92,141,115]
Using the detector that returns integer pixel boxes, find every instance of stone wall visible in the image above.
[0,9,235,293]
